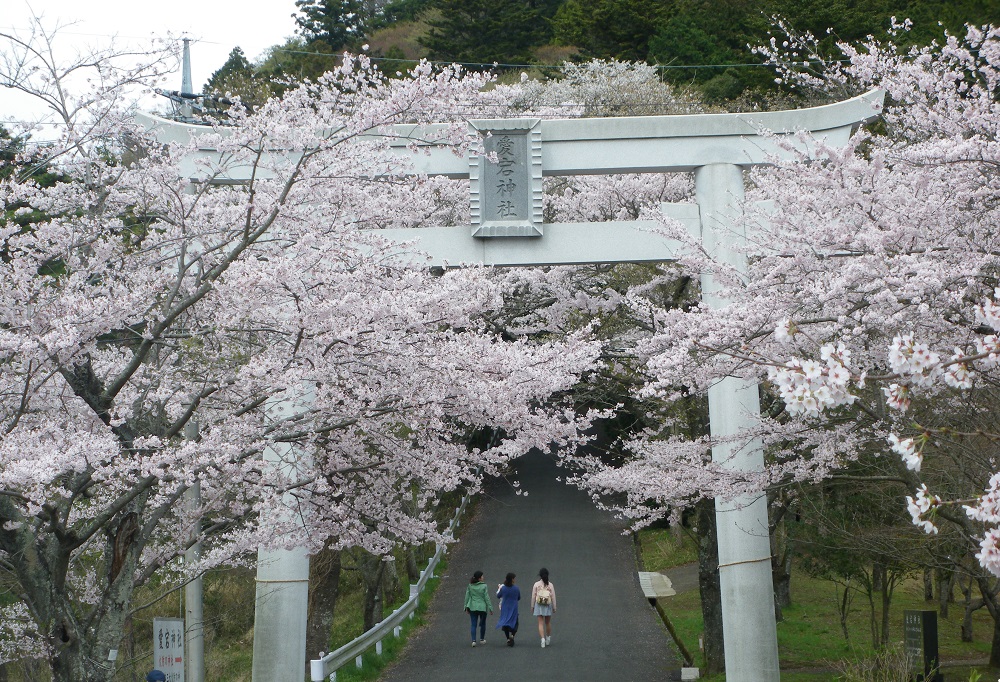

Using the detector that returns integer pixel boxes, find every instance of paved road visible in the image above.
[380,450,678,682]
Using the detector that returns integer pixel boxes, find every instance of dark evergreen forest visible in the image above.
[204,0,1000,104]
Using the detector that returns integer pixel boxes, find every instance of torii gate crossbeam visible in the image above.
[139,89,884,682]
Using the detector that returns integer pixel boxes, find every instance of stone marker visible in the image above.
[904,610,943,681]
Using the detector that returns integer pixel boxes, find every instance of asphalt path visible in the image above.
[380,450,678,682]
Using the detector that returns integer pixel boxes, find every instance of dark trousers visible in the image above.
[469,611,487,641]
[502,624,517,639]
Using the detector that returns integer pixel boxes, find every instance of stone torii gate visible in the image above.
[138,88,884,681]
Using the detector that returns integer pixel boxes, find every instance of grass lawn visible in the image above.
[638,528,1000,681]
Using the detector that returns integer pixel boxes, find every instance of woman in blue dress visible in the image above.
[495,572,520,646]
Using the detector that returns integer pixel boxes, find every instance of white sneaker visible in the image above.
[480,638,486,644]
[471,641,476,647]
[545,636,551,645]
[540,638,546,648]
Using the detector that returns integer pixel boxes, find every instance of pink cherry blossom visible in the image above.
[906,485,940,535]
[888,434,921,471]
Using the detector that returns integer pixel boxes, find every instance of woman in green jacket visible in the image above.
[464,570,493,647]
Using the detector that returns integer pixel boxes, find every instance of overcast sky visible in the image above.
[3,0,299,127]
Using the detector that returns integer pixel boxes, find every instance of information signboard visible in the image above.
[903,610,942,681]
[153,617,185,682]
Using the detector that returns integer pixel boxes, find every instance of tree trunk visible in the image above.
[867,590,879,650]
[768,494,792,620]
[880,571,892,648]
[924,568,934,601]
[305,545,342,661]
[359,551,388,632]
[696,498,724,675]
[938,568,953,619]
[838,581,852,641]
[11,500,148,682]
[865,566,881,651]
[405,546,420,582]
[772,551,792,623]
[973,575,1000,667]
[872,562,883,593]
[986,600,1000,668]
[120,614,135,681]
[383,557,400,607]
[961,576,975,642]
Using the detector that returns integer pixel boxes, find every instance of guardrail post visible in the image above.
[376,640,383,656]
[394,625,401,637]
[355,655,363,669]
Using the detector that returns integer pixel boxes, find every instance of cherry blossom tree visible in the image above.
[752,21,1000,574]
[0,12,178,160]
[0,27,603,679]
[562,18,1000,660]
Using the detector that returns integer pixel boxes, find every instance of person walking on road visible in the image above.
[464,570,493,647]
[495,572,520,646]
[531,567,556,648]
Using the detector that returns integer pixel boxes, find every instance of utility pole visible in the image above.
[184,418,205,682]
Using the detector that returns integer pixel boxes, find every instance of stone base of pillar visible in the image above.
[251,547,310,682]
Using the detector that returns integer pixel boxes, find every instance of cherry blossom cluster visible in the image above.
[0,603,49,665]
[773,291,1000,563]
[766,342,855,416]
[906,485,941,535]
[960,474,1000,577]
[888,433,923,472]
[498,59,704,118]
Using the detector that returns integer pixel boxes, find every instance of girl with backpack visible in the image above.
[531,567,556,648]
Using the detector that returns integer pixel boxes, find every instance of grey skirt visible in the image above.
[532,603,553,617]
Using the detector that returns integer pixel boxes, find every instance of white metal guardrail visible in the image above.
[309,493,470,681]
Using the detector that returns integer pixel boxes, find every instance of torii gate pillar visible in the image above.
[697,163,779,681]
